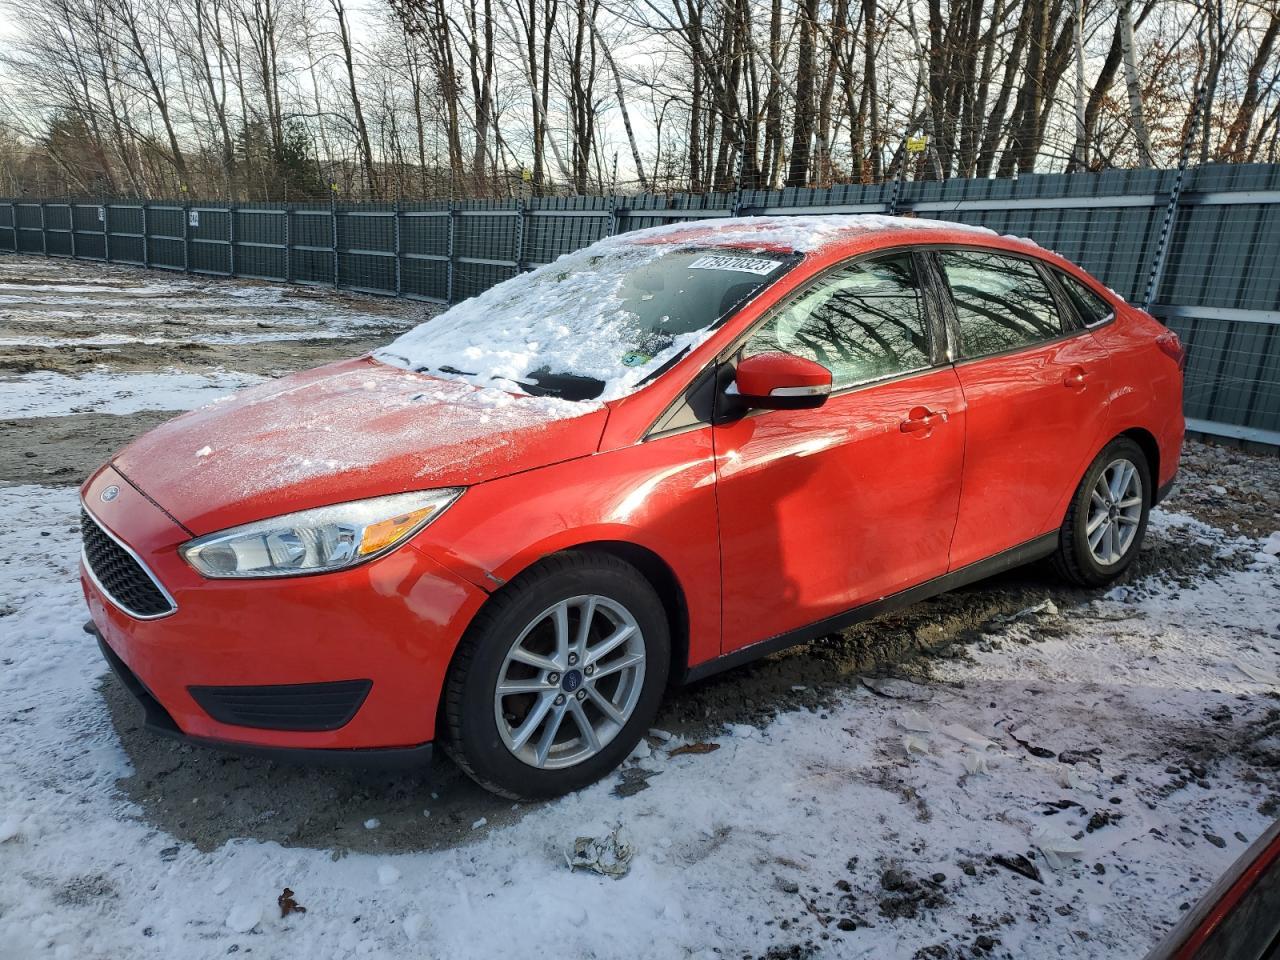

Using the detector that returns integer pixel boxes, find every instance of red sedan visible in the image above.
[81,216,1185,799]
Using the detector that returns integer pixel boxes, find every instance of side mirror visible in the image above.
[731,351,833,410]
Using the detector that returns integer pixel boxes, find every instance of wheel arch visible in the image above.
[433,539,693,742]
[1048,426,1163,533]
[1118,426,1160,495]
[574,540,691,685]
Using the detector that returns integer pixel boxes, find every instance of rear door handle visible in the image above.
[1064,366,1087,389]
[900,406,947,434]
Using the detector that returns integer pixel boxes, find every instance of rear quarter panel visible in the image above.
[1090,304,1185,490]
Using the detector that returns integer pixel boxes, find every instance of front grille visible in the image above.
[188,680,373,731]
[81,508,176,618]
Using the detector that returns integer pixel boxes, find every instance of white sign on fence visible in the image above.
[188,209,199,228]
[97,206,104,222]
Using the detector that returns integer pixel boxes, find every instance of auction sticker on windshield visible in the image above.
[687,255,782,275]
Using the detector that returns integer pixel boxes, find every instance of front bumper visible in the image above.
[91,623,433,770]
[81,466,488,758]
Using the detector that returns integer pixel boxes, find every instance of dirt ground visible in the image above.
[4,253,1278,859]
[0,257,424,485]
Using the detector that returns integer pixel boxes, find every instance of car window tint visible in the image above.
[742,253,931,389]
[1057,270,1114,326]
[939,251,1064,357]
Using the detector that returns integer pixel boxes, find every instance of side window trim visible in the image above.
[916,249,959,364]
[1031,259,1083,333]
[1051,267,1117,329]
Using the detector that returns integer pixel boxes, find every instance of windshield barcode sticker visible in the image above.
[688,255,781,276]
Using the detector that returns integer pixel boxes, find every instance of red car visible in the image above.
[81,216,1185,799]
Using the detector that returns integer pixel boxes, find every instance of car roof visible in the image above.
[622,213,1031,256]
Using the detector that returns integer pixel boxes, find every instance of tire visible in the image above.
[442,551,670,800]
[1053,436,1152,588]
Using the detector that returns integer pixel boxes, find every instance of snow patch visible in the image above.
[225,903,262,934]
[0,368,263,418]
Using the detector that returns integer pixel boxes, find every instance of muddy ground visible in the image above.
[1,257,424,485]
[3,253,1278,859]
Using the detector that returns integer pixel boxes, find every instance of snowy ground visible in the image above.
[0,255,1278,959]
[0,257,427,487]
[0,369,263,418]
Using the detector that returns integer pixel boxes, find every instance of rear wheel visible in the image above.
[442,552,669,800]
[1053,436,1151,587]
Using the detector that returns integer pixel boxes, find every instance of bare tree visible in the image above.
[2,0,1278,199]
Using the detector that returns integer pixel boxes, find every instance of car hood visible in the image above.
[112,356,609,535]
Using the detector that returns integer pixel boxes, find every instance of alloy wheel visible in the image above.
[494,595,646,770]
[1086,458,1143,566]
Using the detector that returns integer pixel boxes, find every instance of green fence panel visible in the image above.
[1,163,1278,443]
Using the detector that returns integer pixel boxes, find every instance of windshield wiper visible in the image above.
[516,369,606,402]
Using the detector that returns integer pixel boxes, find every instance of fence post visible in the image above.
[887,132,910,216]
[69,204,77,260]
[393,198,403,296]
[141,202,149,268]
[446,204,458,305]
[1142,85,1207,312]
[512,198,525,271]
[102,200,111,262]
[228,202,236,277]
[39,200,48,256]
[730,134,745,218]
[182,200,191,273]
[331,194,339,290]
[284,204,292,283]
[5,200,14,253]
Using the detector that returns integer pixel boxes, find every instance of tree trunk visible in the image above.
[1220,10,1279,160]
[332,0,380,198]
[1119,0,1155,167]
[787,0,819,186]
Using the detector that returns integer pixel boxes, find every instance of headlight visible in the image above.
[180,489,462,578]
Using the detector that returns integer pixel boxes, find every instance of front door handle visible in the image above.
[900,406,947,434]
[1064,366,1087,390]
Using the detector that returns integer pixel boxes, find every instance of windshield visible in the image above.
[375,243,798,401]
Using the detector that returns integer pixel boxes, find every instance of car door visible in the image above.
[932,248,1112,571]
[713,250,967,654]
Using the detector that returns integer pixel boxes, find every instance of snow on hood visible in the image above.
[112,357,606,534]
[374,214,997,402]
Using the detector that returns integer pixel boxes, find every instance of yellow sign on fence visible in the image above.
[906,135,929,154]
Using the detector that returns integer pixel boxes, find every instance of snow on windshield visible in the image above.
[374,214,996,402]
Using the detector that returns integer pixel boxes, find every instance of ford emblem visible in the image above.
[101,485,120,503]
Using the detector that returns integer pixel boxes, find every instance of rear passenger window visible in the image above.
[742,252,931,389]
[938,251,1064,358]
[1056,271,1114,326]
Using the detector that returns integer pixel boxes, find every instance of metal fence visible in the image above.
[2,162,1278,447]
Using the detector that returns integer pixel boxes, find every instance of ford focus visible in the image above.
[81,215,1185,799]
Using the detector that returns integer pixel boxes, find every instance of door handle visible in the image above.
[1064,366,1087,390]
[900,406,947,434]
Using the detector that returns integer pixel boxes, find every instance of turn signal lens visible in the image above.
[359,507,434,555]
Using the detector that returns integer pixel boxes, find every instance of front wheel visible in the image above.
[1053,436,1152,588]
[442,552,670,800]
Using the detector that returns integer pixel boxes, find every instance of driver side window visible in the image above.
[742,252,931,390]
